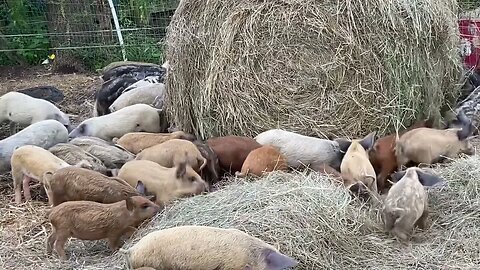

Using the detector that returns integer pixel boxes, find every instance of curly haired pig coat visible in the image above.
[0,91,71,133]
[113,131,196,154]
[254,129,346,171]
[117,159,208,206]
[122,225,298,270]
[135,139,207,173]
[69,136,135,168]
[0,120,68,173]
[43,166,150,206]
[46,196,160,260]
[69,104,164,141]
[10,145,83,204]
[48,143,108,174]
[235,145,288,177]
[382,167,438,242]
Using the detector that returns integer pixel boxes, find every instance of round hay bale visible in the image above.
[165,0,461,139]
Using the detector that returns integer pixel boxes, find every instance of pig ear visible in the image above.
[263,249,299,270]
[457,122,474,141]
[176,161,187,178]
[147,194,157,203]
[136,180,146,195]
[390,170,407,183]
[334,138,352,153]
[125,197,134,211]
[415,169,444,187]
[359,131,376,151]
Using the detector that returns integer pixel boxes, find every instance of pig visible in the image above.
[10,145,86,204]
[42,166,151,206]
[135,139,207,173]
[113,131,197,155]
[395,110,475,169]
[0,91,71,133]
[207,135,262,174]
[16,85,64,103]
[382,167,439,242]
[109,83,166,112]
[368,118,434,193]
[48,143,108,174]
[93,75,139,116]
[390,167,446,188]
[117,159,208,206]
[254,129,346,171]
[121,225,298,270]
[0,120,69,173]
[338,132,377,194]
[69,136,135,168]
[69,104,164,141]
[101,62,166,82]
[193,140,221,185]
[235,145,288,177]
[46,195,160,260]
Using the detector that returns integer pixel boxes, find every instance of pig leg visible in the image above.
[12,169,23,204]
[383,212,396,232]
[22,175,33,201]
[107,232,125,251]
[46,228,57,254]
[392,215,415,243]
[415,204,429,230]
[53,231,70,260]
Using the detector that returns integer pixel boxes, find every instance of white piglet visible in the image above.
[0,91,71,133]
[109,83,166,112]
[68,104,163,141]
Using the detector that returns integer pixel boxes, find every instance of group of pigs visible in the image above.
[0,61,476,269]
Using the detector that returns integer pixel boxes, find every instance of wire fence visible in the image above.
[1,1,480,72]
[0,0,178,70]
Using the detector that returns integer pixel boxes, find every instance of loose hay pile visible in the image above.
[75,156,480,270]
[166,0,461,139]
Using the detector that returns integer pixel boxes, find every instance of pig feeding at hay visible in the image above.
[165,0,461,139]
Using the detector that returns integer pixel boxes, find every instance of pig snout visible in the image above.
[348,182,369,200]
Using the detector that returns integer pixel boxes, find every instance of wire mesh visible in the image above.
[0,0,178,70]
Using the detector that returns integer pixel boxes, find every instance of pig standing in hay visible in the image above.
[0,120,69,173]
[121,225,298,270]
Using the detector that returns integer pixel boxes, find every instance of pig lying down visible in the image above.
[0,120,69,173]
[109,83,166,112]
[122,225,298,270]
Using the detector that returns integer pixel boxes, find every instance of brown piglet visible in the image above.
[46,195,160,260]
[235,145,288,177]
[113,131,197,155]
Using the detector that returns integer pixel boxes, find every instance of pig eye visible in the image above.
[79,124,86,133]
[189,177,196,182]
[141,204,149,209]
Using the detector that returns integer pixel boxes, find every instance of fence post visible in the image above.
[107,0,127,61]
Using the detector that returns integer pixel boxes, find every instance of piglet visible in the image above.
[48,143,108,174]
[121,225,298,270]
[113,131,196,155]
[235,145,288,177]
[46,196,160,260]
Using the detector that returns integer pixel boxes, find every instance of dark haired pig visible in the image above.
[254,129,345,171]
[93,75,139,116]
[69,104,164,141]
[69,136,135,168]
[43,166,152,206]
[136,139,207,173]
[46,195,160,260]
[369,118,434,192]
[16,85,64,103]
[207,135,262,174]
[48,143,108,174]
[396,111,475,169]
[0,119,68,173]
[235,145,288,177]
[382,167,438,242]
[192,140,221,185]
[113,131,197,155]
[117,159,208,206]
[101,61,166,82]
[122,225,298,270]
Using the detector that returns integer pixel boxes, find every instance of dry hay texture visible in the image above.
[166,0,462,139]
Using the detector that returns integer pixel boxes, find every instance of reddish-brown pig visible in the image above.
[207,136,262,174]
[235,145,288,177]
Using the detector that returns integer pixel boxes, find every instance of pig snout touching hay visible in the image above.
[48,143,108,174]
[109,83,166,112]
[369,118,434,193]
[311,162,368,198]
[0,120,69,173]
[335,131,378,195]
[121,225,298,270]
[10,145,88,204]
[395,111,475,170]
[135,139,207,173]
[235,145,288,178]
[192,140,221,185]
[112,130,197,155]
[69,136,135,168]
[382,167,440,243]
[46,195,160,260]
[207,135,262,174]
[0,91,71,133]
[42,166,152,206]
[117,159,208,206]
[69,104,164,141]
[254,129,346,172]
